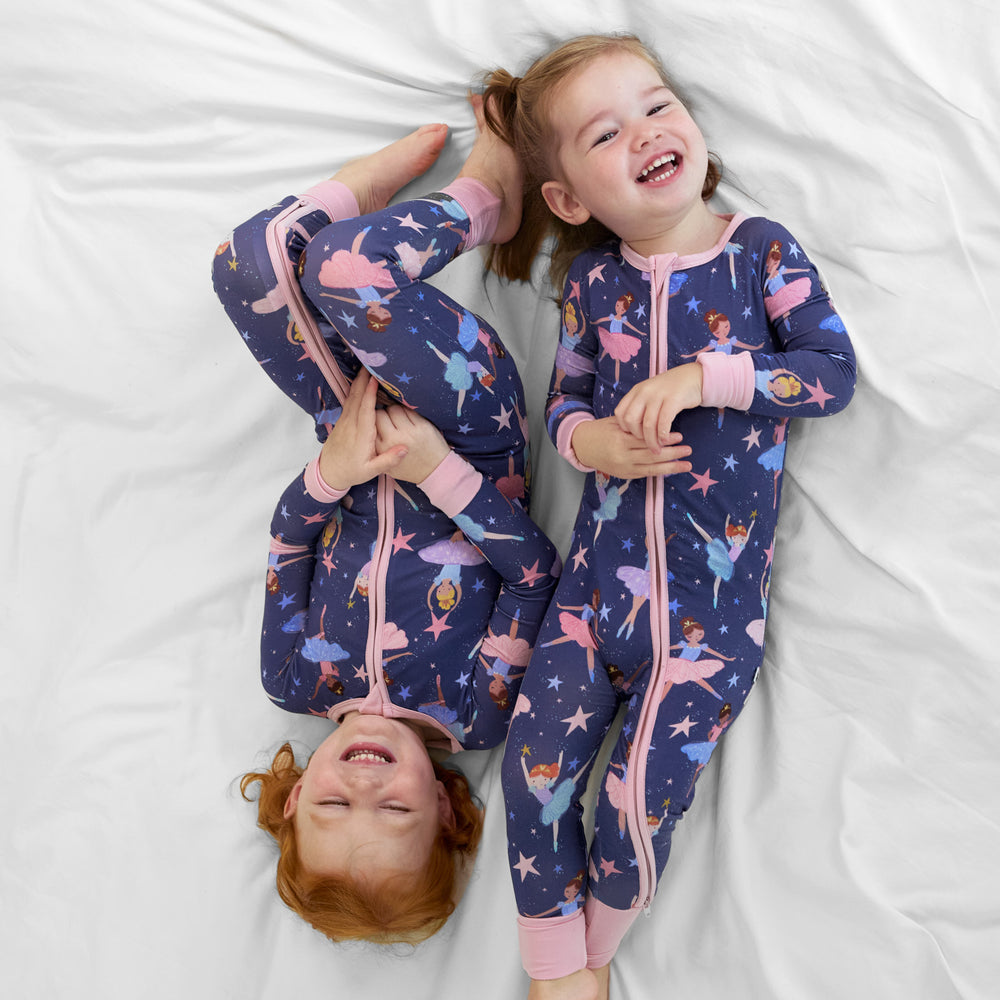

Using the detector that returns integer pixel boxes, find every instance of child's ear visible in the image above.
[541,179,592,226]
[436,781,457,831]
[283,779,303,819]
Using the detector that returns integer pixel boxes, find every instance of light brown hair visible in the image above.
[240,742,483,944]
[481,33,722,291]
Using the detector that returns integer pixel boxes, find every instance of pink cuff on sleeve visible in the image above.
[583,896,641,969]
[418,450,483,518]
[303,456,350,504]
[555,413,597,473]
[301,179,360,222]
[440,178,501,250]
[517,911,588,980]
[696,351,755,411]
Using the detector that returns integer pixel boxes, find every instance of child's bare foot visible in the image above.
[527,969,599,1000]
[332,123,449,215]
[591,964,610,1000]
[457,93,523,243]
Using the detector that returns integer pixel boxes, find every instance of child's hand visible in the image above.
[318,370,409,490]
[613,363,704,453]
[572,417,693,480]
[374,404,451,484]
[456,93,523,243]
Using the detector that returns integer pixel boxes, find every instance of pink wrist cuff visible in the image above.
[556,413,597,473]
[697,351,755,411]
[301,179,360,222]
[584,896,641,969]
[303,456,350,504]
[517,911,588,980]
[418,450,482,518]
[441,178,501,249]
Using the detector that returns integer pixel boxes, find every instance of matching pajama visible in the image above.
[212,180,559,751]
[501,214,857,976]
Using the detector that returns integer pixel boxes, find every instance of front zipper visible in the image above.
[624,253,676,910]
[264,201,394,700]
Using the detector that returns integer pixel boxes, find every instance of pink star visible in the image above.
[519,560,545,587]
[587,263,606,285]
[392,527,416,554]
[393,212,427,232]
[571,545,589,570]
[598,857,622,877]
[669,715,696,737]
[742,426,762,451]
[492,403,513,430]
[561,704,595,735]
[302,512,329,526]
[803,377,835,409]
[513,853,540,881]
[688,467,718,497]
[424,612,452,640]
[763,542,775,568]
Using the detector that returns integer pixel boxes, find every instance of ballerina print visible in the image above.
[593,472,630,542]
[312,227,401,332]
[757,417,789,507]
[763,239,813,330]
[596,292,644,387]
[541,589,602,682]
[687,510,756,608]
[477,613,532,712]
[553,279,589,393]
[660,617,735,703]
[754,368,805,408]
[425,339,495,416]
[680,702,733,795]
[302,604,350,699]
[522,749,599,853]
[438,298,506,378]
[528,871,586,917]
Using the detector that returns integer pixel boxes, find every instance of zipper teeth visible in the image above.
[366,477,395,693]
[628,257,671,909]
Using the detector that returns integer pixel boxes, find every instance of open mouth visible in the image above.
[637,153,679,183]
[342,743,395,764]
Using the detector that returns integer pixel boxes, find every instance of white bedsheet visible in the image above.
[3,1,997,997]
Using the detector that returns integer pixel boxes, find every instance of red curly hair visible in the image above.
[240,742,483,944]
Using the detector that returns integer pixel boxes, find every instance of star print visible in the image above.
[588,263,606,285]
[279,504,290,520]
[393,212,426,232]
[302,512,329,525]
[598,603,611,622]
[723,454,738,471]
[669,715,696,737]
[338,311,358,329]
[571,546,589,570]
[520,743,532,757]
[685,295,703,314]
[727,672,740,688]
[392,527,416,553]
[228,258,238,271]
[397,372,412,384]
[519,560,545,587]
[458,422,472,434]
[567,757,580,772]
[788,242,802,258]
[455,671,471,688]
[803,377,835,409]
[743,426,762,451]
[514,853,540,881]
[398,685,411,701]
[354,664,368,680]
[492,403,513,430]
[424,613,452,639]
[689,468,718,497]
[599,857,622,877]
[277,593,296,609]
[562,705,595,734]
[742,306,752,319]
[547,675,563,691]
[621,537,634,552]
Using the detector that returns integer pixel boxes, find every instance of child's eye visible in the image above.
[320,798,348,807]
[648,103,669,115]
[381,804,411,813]
[593,131,616,147]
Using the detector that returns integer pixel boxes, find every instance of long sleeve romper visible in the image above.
[500,214,857,974]
[212,179,559,752]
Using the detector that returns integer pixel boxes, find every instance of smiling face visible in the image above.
[540,50,723,257]
[283,713,454,881]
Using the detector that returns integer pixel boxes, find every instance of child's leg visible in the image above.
[297,193,529,488]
